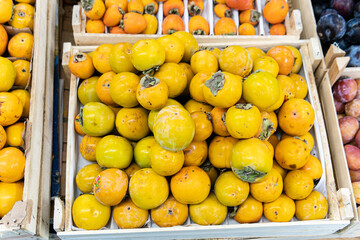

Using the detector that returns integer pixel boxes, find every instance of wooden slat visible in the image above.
[325,44,346,68]
[328,57,350,86]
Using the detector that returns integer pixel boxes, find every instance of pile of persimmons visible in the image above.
[0,0,34,219]
[68,31,328,230]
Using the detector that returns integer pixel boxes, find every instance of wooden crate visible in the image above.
[318,45,360,236]
[54,39,351,239]
[0,0,55,238]
[72,0,303,45]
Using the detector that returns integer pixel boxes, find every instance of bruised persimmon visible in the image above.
[263,0,289,24]
[214,17,236,35]
[189,15,209,35]
[163,0,184,17]
[162,15,185,34]
[122,12,147,34]
[86,19,105,33]
[270,23,286,35]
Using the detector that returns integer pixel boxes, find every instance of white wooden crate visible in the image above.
[71,0,302,45]
[0,0,55,238]
[54,40,351,239]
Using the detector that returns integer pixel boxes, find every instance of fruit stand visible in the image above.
[0,0,55,239]
[3,0,360,239]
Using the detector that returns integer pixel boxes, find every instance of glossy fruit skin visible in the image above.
[203,71,243,108]
[113,197,149,229]
[80,102,115,137]
[189,192,227,225]
[68,53,94,79]
[162,14,185,34]
[137,76,168,111]
[219,46,253,77]
[278,98,315,136]
[0,0,13,24]
[8,32,34,60]
[171,166,211,204]
[281,132,315,151]
[172,31,199,63]
[156,35,185,63]
[150,142,184,176]
[253,56,279,77]
[125,162,141,178]
[354,182,360,204]
[275,138,310,170]
[214,17,237,35]
[0,92,23,127]
[264,194,295,222]
[209,136,237,168]
[115,107,149,141]
[333,77,357,103]
[0,147,25,183]
[6,122,25,147]
[239,23,256,35]
[154,63,187,98]
[339,116,359,144]
[225,104,262,139]
[231,138,273,183]
[93,168,128,206]
[300,155,323,180]
[345,18,360,44]
[267,46,294,76]
[202,162,219,186]
[269,23,286,35]
[331,0,354,17]
[96,72,116,106]
[191,111,213,141]
[96,135,133,169]
[289,73,308,99]
[183,140,207,166]
[0,181,23,218]
[0,57,16,92]
[273,160,287,180]
[10,89,29,118]
[233,195,263,223]
[295,191,328,220]
[76,163,102,193]
[263,0,288,24]
[123,12,147,34]
[243,71,280,110]
[250,168,283,203]
[134,136,156,168]
[0,125,6,150]
[109,43,137,74]
[225,0,253,11]
[317,13,346,42]
[9,3,35,30]
[284,170,313,200]
[82,0,105,19]
[346,45,360,67]
[86,19,105,33]
[189,15,210,35]
[92,44,114,74]
[110,72,140,108]
[214,171,249,206]
[78,77,101,106]
[151,196,188,227]
[72,194,111,230]
[345,145,360,170]
[129,168,169,209]
[184,99,213,114]
[131,39,165,71]
[148,99,184,131]
[190,72,213,103]
[277,75,296,101]
[286,46,303,74]
[154,105,195,152]
[142,14,158,34]
[190,50,218,74]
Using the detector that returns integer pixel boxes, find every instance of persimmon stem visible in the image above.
[204,71,225,97]
[140,75,160,88]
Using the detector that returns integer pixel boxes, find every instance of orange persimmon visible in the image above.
[270,23,286,35]
[189,15,209,35]
[188,0,204,16]
[263,0,289,24]
[214,17,236,35]
[105,0,128,11]
[239,9,260,26]
[103,5,123,27]
[128,0,144,14]
[86,19,105,33]
[109,26,126,34]
[225,0,254,11]
[163,0,184,17]
[122,12,147,34]
[142,0,158,15]
[214,3,232,18]
[238,23,255,35]
[162,14,185,34]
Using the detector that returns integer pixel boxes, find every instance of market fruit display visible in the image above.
[0,0,35,219]
[70,34,327,230]
[313,0,360,66]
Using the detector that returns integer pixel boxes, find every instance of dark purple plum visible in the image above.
[320,8,338,18]
[335,37,351,50]
[331,0,354,17]
[313,2,330,20]
[317,13,346,42]
[345,18,360,44]
[346,45,360,67]
[354,2,360,18]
